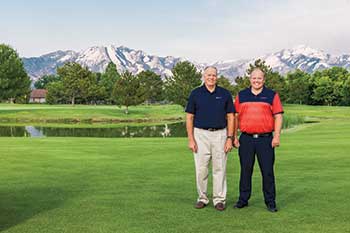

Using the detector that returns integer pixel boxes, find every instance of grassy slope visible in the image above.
[285,104,350,119]
[0,104,184,123]
[0,106,350,232]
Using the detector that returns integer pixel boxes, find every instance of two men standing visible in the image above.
[186,67,283,212]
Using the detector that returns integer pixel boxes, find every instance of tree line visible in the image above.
[36,61,201,113]
[1,43,350,109]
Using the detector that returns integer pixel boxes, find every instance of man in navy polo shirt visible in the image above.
[185,66,235,211]
[233,68,283,212]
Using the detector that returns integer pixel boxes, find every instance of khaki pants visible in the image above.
[193,127,228,206]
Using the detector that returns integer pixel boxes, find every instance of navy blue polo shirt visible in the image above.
[185,85,235,129]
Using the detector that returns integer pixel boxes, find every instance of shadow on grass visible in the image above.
[0,186,72,231]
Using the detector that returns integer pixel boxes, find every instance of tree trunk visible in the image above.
[125,106,129,114]
[71,96,75,106]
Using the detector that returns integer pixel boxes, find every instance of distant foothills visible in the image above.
[22,44,350,82]
[1,43,350,109]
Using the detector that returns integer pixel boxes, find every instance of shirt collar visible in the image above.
[202,84,218,94]
[249,85,265,96]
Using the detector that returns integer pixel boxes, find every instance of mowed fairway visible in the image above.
[1,106,350,233]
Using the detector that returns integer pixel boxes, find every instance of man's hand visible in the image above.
[271,135,280,148]
[224,139,233,153]
[188,139,198,153]
[233,137,240,148]
[272,114,282,148]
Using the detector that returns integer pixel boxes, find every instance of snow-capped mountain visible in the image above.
[23,45,190,81]
[23,50,78,79]
[214,45,350,80]
[23,45,350,82]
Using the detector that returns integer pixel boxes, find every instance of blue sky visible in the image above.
[1,0,350,62]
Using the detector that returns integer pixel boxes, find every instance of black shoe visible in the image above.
[266,203,278,212]
[233,201,248,209]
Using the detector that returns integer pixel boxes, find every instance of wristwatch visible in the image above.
[227,136,234,140]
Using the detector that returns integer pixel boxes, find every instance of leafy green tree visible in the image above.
[217,75,235,95]
[137,70,163,103]
[83,73,106,104]
[310,67,350,106]
[323,67,349,106]
[34,74,60,89]
[46,81,68,104]
[164,61,202,108]
[0,44,31,103]
[233,76,250,97]
[340,76,350,106]
[100,62,121,104]
[265,72,286,100]
[321,67,349,82]
[312,76,335,105]
[113,71,146,114]
[57,62,95,105]
[285,69,311,104]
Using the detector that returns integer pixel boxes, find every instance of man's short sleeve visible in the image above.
[185,91,196,113]
[272,93,284,115]
[225,92,236,113]
[234,95,240,113]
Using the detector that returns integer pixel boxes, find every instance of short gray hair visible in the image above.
[203,66,218,75]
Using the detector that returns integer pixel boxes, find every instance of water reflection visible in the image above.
[25,126,45,137]
[0,122,187,138]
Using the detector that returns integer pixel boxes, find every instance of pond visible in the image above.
[0,122,187,138]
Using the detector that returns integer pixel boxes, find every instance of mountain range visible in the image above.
[22,45,350,83]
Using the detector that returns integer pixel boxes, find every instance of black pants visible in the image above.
[238,133,276,205]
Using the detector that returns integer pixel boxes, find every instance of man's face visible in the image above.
[203,67,217,87]
[250,70,265,90]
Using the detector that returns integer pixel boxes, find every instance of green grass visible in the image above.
[0,104,184,124]
[285,104,350,120]
[1,103,349,126]
[0,105,350,232]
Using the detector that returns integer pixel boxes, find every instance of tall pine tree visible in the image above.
[113,71,146,114]
[100,62,121,104]
[137,70,163,103]
[164,61,202,108]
